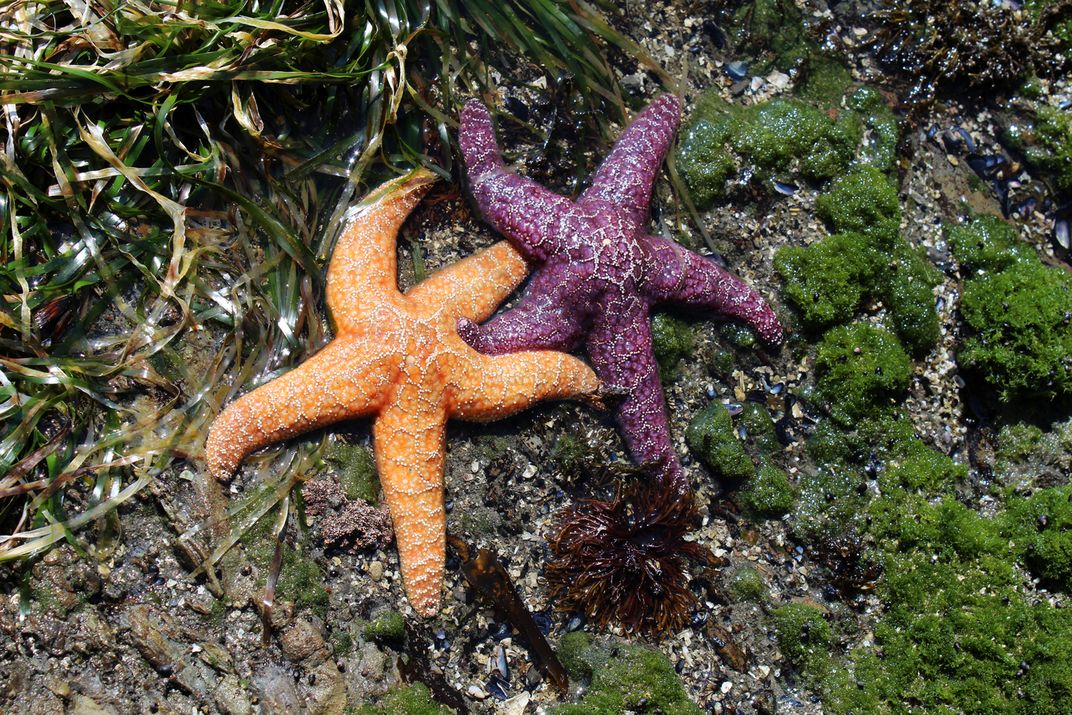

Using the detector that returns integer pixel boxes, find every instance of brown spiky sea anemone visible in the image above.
[545,482,712,636]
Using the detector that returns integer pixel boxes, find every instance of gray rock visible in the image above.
[199,641,236,673]
[368,561,384,582]
[69,695,116,715]
[255,665,304,715]
[214,674,253,715]
[303,660,348,715]
[342,641,395,705]
[281,619,328,663]
[128,605,216,697]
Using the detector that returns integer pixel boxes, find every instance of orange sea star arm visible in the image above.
[373,371,448,617]
[326,169,436,327]
[405,241,529,323]
[445,344,601,421]
[205,339,397,479]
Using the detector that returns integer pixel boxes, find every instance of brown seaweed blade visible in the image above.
[398,620,471,714]
[448,535,569,693]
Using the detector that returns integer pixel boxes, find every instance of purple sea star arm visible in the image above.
[586,298,689,495]
[579,94,682,226]
[460,100,578,261]
[645,236,783,347]
[458,260,595,354]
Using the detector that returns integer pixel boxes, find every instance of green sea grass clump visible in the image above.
[363,610,405,643]
[242,513,329,617]
[1003,486,1072,590]
[779,167,940,352]
[788,416,1072,713]
[796,54,854,105]
[848,86,900,173]
[782,230,1072,711]
[733,0,812,72]
[945,214,1032,273]
[796,412,965,541]
[689,400,792,519]
[784,355,1072,714]
[881,439,967,493]
[676,81,903,209]
[740,463,795,517]
[775,232,877,331]
[739,402,781,456]
[883,242,943,354]
[727,565,768,602]
[776,166,940,353]
[822,527,1072,715]
[325,441,380,504]
[995,418,1072,487]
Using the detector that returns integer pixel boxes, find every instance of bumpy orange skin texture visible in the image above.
[205,170,600,616]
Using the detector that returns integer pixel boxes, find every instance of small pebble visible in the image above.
[767,71,790,90]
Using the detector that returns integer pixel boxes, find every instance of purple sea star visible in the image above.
[458,95,782,493]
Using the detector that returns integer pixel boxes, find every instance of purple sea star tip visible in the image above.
[458,95,783,491]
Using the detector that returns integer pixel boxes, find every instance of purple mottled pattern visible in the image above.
[458,95,782,494]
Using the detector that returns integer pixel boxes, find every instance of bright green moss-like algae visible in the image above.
[1024,104,1072,193]
[325,441,381,504]
[776,166,941,355]
[727,565,768,602]
[554,633,701,715]
[773,603,833,681]
[362,610,405,642]
[676,85,898,207]
[948,215,1072,400]
[678,83,941,356]
[765,196,1072,711]
[242,510,329,617]
[788,410,1072,712]
[779,330,1072,713]
[814,485,1072,715]
[356,683,452,715]
[673,68,1071,714]
[676,94,861,208]
[814,323,912,426]
[651,312,696,382]
[740,463,794,518]
[686,399,794,518]
[686,400,755,483]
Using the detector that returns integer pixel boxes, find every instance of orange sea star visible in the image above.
[205,169,601,616]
